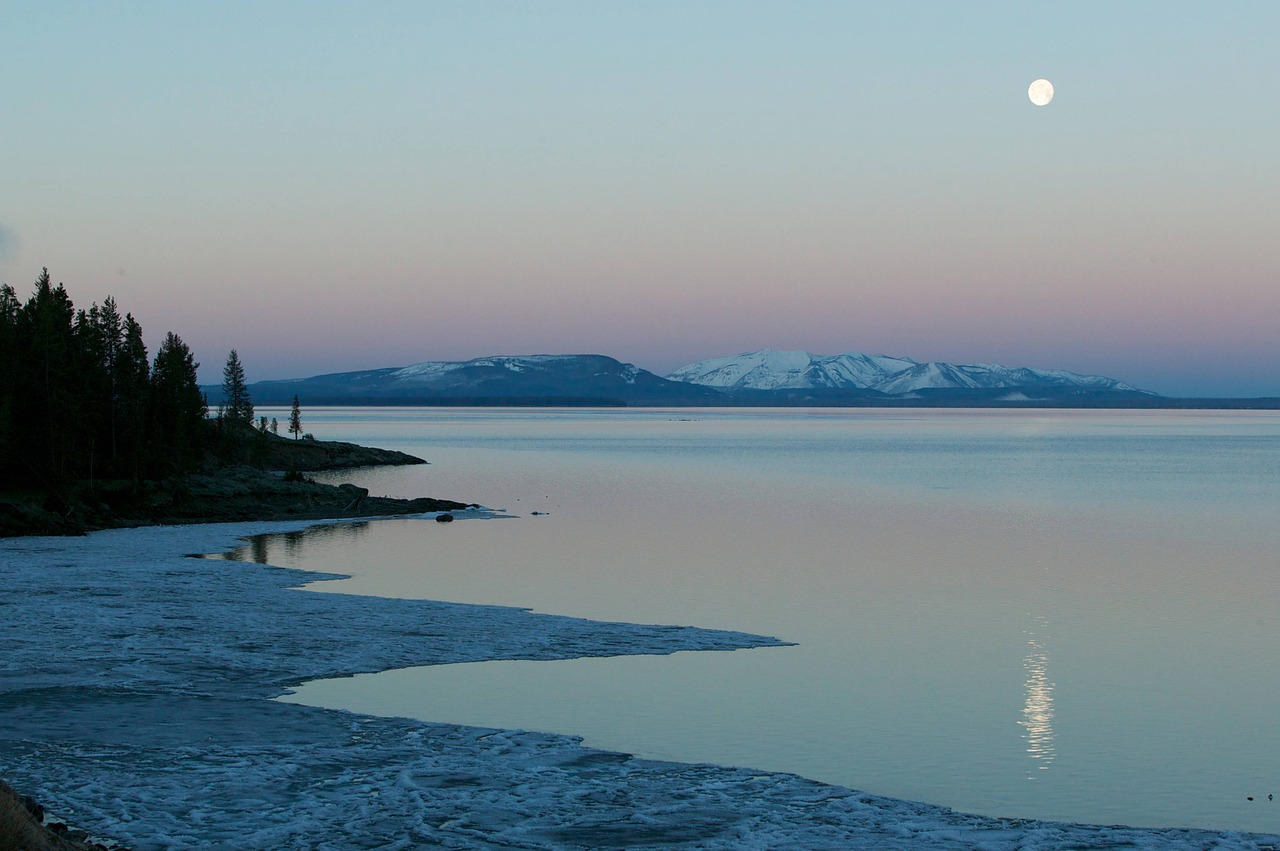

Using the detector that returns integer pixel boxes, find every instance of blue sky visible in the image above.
[3,2,1278,395]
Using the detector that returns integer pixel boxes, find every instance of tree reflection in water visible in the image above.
[197,522,372,565]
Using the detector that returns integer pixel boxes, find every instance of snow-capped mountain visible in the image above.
[667,349,918,391]
[869,361,987,394]
[668,349,1150,396]
[224,349,1155,409]
[238,354,725,406]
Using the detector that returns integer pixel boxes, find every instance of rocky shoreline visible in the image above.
[1,434,470,849]
[0,436,473,537]
[0,778,118,850]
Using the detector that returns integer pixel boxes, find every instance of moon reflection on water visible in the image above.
[1020,614,1056,777]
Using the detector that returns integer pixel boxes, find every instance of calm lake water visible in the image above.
[258,407,1280,833]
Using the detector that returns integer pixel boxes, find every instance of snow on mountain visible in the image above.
[963,363,1145,393]
[668,349,1151,396]
[667,349,918,391]
[241,354,723,404]
[872,361,986,394]
[380,355,674,396]
[390,354,581,382]
[238,351,1150,406]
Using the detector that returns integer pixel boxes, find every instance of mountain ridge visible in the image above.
[667,348,1151,396]
[212,349,1171,408]
[229,354,724,407]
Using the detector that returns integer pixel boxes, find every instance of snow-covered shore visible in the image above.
[4,519,1277,849]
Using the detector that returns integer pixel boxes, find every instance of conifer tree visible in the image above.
[117,314,150,478]
[97,296,123,368]
[96,296,125,462]
[0,284,20,473]
[221,349,253,424]
[288,395,302,440]
[74,297,130,474]
[150,332,207,473]
[73,304,111,479]
[17,269,81,480]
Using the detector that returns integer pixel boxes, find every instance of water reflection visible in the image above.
[267,408,1280,831]
[195,522,371,564]
[1020,614,1055,776]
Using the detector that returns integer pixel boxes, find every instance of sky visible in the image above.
[3,1,1278,396]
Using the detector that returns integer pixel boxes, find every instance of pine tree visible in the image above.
[97,296,122,367]
[16,269,81,480]
[0,270,217,485]
[221,349,253,424]
[74,297,128,475]
[117,314,150,479]
[0,284,20,473]
[96,296,125,463]
[150,332,207,473]
[288,395,302,441]
[73,304,112,480]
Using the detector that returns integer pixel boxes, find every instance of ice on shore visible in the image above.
[4,521,1277,849]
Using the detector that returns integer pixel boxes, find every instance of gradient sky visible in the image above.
[3,1,1278,395]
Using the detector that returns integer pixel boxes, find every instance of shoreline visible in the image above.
[0,433,470,538]
[5,517,1279,848]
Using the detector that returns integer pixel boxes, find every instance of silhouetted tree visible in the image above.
[251,417,270,467]
[0,283,20,474]
[149,332,207,474]
[221,349,253,424]
[95,296,125,462]
[73,295,129,478]
[15,269,82,482]
[288,395,302,441]
[116,314,150,479]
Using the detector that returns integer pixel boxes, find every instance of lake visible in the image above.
[259,407,1280,834]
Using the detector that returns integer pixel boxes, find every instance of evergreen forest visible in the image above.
[0,268,211,488]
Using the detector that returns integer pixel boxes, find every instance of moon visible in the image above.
[1028,78,1054,106]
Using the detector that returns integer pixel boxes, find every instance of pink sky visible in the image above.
[3,3,1278,396]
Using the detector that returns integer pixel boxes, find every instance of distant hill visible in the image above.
[219,354,726,407]
[202,349,1280,409]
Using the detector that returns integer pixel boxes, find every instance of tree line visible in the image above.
[0,268,295,489]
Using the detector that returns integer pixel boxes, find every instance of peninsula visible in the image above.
[1,428,471,537]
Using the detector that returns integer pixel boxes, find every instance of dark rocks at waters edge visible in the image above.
[0,469,472,537]
[0,433,470,538]
[253,434,426,472]
[0,778,120,850]
[0,432,466,849]
[337,483,370,511]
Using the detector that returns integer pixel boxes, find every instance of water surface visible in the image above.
[261,407,1280,833]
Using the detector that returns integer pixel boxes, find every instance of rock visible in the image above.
[336,483,369,512]
[19,792,44,822]
[2,465,473,537]
[41,494,72,516]
[435,513,454,523]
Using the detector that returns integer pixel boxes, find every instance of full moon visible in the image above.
[1028,78,1054,106]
